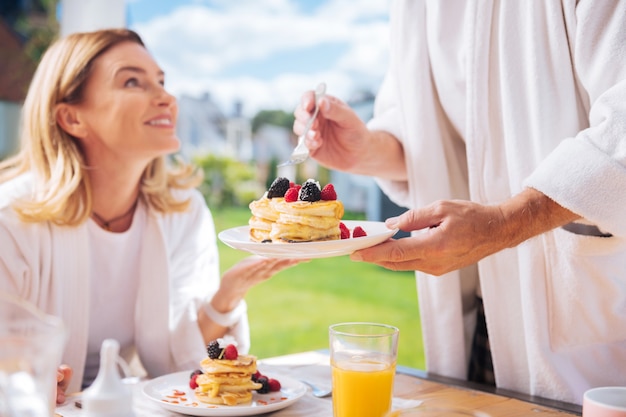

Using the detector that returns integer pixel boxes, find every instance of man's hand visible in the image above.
[350,188,579,274]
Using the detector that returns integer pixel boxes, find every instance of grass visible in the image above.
[211,207,425,370]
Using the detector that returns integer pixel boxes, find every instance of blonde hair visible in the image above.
[0,29,201,225]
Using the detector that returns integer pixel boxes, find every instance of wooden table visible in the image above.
[56,350,582,416]
[393,365,581,416]
[262,351,582,417]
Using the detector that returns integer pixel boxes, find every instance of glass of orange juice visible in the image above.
[330,322,399,417]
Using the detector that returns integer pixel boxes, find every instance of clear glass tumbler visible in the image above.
[0,293,66,417]
[330,322,400,417]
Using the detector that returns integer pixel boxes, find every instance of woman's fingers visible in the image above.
[56,364,73,404]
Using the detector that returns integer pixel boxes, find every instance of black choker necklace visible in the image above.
[91,201,138,231]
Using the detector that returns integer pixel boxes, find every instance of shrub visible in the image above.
[193,154,263,208]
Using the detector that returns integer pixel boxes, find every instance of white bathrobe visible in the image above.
[0,175,250,394]
[370,0,626,404]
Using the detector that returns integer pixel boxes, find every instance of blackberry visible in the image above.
[267,177,290,198]
[256,376,270,394]
[189,369,203,379]
[206,340,223,359]
[298,180,321,202]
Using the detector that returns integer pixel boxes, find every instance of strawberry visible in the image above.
[189,373,199,389]
[223,344,238,360]
[284,187,299,202]
[352,226,367,238]
[320,183,337,200]
[339,222,350,239]
[268,378,281,392]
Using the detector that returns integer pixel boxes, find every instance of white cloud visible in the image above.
[131,0,390,117]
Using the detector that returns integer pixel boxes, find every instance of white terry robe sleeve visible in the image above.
[135,189,250,377]
[524,1,626,237]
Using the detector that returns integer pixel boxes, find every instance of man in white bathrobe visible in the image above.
[294,0,626,405]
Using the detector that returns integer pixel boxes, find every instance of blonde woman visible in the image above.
[0,29,299,402]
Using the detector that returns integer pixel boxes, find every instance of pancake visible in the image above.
[270,199,344,242]
[248,178,345,243]
[199,354,257,374]
[195,390,253,406]
[248,196,283,242]
[194,354,262,406]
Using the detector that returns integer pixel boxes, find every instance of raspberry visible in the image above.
[189,373,200,389]
[223,344,238,360]
[352,226,367,238]
[267,177,290,198]
[256,376,270,394]
[299,180,321,202]
[284,187,299,202]
[339,222,350,240]
[320,184,337,200]
[268,378,281,392]
[207,340,222,359]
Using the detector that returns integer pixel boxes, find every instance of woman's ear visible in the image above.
[56,104,87,139]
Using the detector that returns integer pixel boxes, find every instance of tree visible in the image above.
[251,109,294,134]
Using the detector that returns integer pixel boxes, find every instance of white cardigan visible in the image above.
[371,0,626,404]
[0,175,250,394]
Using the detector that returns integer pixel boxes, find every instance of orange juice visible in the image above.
[332,358,396,417]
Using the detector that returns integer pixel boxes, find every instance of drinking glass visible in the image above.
[330,322,399,417]
[0,293,67,417]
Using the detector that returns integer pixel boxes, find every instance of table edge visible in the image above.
[396,365,582,416]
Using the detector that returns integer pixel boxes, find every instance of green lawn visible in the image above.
[212,207,425,370]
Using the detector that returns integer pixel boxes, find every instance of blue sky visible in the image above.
[125,0,390,117]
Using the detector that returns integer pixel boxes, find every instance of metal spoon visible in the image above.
[277,82,326,167]
[300,379,332,398]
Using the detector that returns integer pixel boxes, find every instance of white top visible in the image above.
[0,179,251,395]
[83,204,145,387]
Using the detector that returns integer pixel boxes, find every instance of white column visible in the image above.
[60,0,126,37]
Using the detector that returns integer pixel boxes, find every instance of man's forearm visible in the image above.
[353,130,408,181]
[499,187,580,248]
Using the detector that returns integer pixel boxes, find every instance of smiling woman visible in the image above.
[0,27,302,404]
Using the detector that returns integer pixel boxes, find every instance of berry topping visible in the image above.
[189,369,203,379]
[189,373,200,389]
[339,222,350,239]
[207,340,223,359]
[268,378,282,392]
[320,183,337,200]
[223,344,239,360]
[299,179,321,202]
[251,370,262,382]
[256,376,270,394]
[267,177,291,198]
[353,226,367,238]
[284,187,299,202]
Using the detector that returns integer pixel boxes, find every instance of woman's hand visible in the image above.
[198,256,303,343]
[213,256,303,312]
[56,364,73,404]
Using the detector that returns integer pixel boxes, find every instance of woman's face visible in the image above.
[72,41,180,165]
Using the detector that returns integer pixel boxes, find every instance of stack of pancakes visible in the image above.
[270,199,344,242]
[248,195,281,242]
[194,354,262,406]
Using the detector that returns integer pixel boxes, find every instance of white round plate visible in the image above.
[142,370,306,416]
[218,220,398,259]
